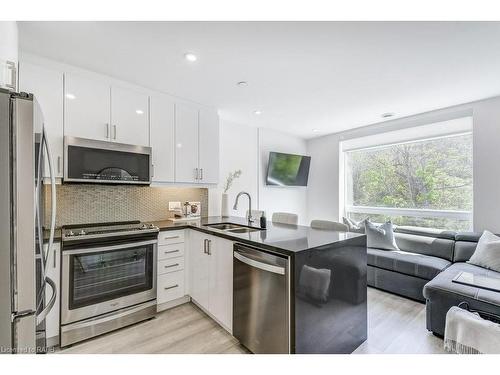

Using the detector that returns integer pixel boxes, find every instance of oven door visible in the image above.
[61,239,157,325]
[64,136,152,184]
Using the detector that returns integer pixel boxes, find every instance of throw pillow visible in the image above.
[364,219,399,251]
[467,230,500,272]
[343,217,366,233]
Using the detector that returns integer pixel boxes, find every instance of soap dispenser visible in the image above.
[260,211,267,229]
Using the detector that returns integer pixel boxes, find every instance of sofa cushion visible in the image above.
[423,262,500,308]
[394,232,455,261]
[467,231,500,273]
[454,241,478,263]
[342,217,365,233]
[395,226,456,240]
[367,248,451,280]
[365,220,399,251]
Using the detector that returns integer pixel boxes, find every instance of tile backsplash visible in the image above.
[43,184,208,227]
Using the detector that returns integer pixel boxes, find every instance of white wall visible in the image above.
[258,128,308,224]
[209,123,308,224]
[307,132,343,224]
[306,95,500,232]
[208,120,259,217]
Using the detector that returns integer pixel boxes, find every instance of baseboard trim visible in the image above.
[157,295,190,312]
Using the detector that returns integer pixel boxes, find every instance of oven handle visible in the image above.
[63,239,158,255]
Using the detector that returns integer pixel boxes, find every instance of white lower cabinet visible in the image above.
[208,236,233,331]
[156,230,188,310]
[158,271,185,304]
[189,231,233,331]
[44,242,60,344]
[189,230,211,309]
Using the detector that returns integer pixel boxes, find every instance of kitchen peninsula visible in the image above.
[154,216,368,354]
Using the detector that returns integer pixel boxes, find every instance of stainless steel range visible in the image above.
[60,221,159,347]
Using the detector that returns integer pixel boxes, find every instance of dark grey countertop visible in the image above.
[151,216,365,255]
[46,216,365,256]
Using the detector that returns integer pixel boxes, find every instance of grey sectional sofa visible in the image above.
[366,226,500,337]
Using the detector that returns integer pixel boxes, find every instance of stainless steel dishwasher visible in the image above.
[233,243,290,354]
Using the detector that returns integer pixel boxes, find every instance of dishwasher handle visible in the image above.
[234,251,285,275]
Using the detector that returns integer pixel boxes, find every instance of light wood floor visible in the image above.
[61,287,446,354]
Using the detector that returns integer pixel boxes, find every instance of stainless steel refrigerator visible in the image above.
[0,88,57,354]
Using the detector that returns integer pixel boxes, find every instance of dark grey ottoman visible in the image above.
[423,262,500,336]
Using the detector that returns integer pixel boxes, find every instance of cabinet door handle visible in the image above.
[105,123,110,139]
[53,249,56,269]
[164,235,179,240]
[203,239,208,254]
[164,249,180,254]
[164,284,179,290]
[113,125,117,140]
[200,168,203,180]
[164,263,179,268]
[194,168,199,180]
[5,61,16,90]
[57,156,61,174]
[207,239,212,255]
[151,164,154,177]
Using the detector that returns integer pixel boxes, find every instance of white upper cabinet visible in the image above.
[64,73,111,141]
[198,107,219,184]
[110,86,149,146]
[0,21,18,91]
[175,102,200,183]
[150,93,175,182]
[19,62,64,178]
[174,102,220,184]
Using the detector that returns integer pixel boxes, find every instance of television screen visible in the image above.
[266,152,311,186]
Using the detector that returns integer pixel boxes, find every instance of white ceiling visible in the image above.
[18,21,500,139]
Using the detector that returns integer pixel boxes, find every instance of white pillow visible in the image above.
[468,230,500,272]
[364,220,399,251]
[342,217,366,233]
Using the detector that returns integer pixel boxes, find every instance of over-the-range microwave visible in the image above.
[64,136,152,184]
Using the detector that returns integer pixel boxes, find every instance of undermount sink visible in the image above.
[205,223,262,233]
[226,227,261,234]
[206,223,243,231]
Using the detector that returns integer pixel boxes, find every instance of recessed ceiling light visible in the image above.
[381,112,395,118]
[184,52,197,62]
[254,110,262,115]
[135,109,144,115]
[237,81,248,87]
[65,93,76,100]
[312,129,319,133]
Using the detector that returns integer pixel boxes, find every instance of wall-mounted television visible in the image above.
[265,152,311,186]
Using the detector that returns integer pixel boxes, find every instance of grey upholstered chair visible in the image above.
[272,212,298,225]
[310,219,348,231]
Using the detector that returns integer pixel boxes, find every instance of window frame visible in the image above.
[339,116,473,230]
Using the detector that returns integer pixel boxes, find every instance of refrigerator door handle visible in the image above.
[42,127,57,269]
[36,277,56,325]
[35,127,57,324]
